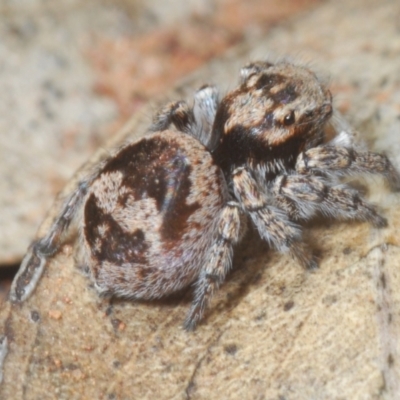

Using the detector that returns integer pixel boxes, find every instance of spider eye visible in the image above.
[283,111,295,126]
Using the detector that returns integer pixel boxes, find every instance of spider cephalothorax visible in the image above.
[212,61,333,179]
[12,60,400,330]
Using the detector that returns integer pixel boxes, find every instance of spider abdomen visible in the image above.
[82,130,228,299]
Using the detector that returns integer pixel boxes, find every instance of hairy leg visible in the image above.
[232,167,317,270]
[150,85,220,149]
[192,85,220,150]
[296,145,400,191]
[150,100,194,133]
[185,202,241,330]
[10,181,89,302]
[272,174,387,227]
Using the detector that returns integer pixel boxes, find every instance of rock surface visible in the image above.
[1,0,400,399]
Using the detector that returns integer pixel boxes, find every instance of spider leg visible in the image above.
[272,174,387,227]
[150,100,194,134]
[192,85,220,150]
[232,167,317,270]
[10,181,89,303]
[296,145,400,191]
[184,202,241,330]
[150,85,219,149]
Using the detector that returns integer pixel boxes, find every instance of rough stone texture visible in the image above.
[1,0,400,399]
[0,1,120,264]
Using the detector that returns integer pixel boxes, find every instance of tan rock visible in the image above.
[2,0,400,399]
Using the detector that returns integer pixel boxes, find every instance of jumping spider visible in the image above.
[12,60,400,330]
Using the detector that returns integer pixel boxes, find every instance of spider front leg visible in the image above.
[184,202,241,330]
[151,100,194,133]
[272,174,387,227]
[296,145,400,191]
[151,85,219,149]
[232,167,317,270]
[10,181,89,302]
